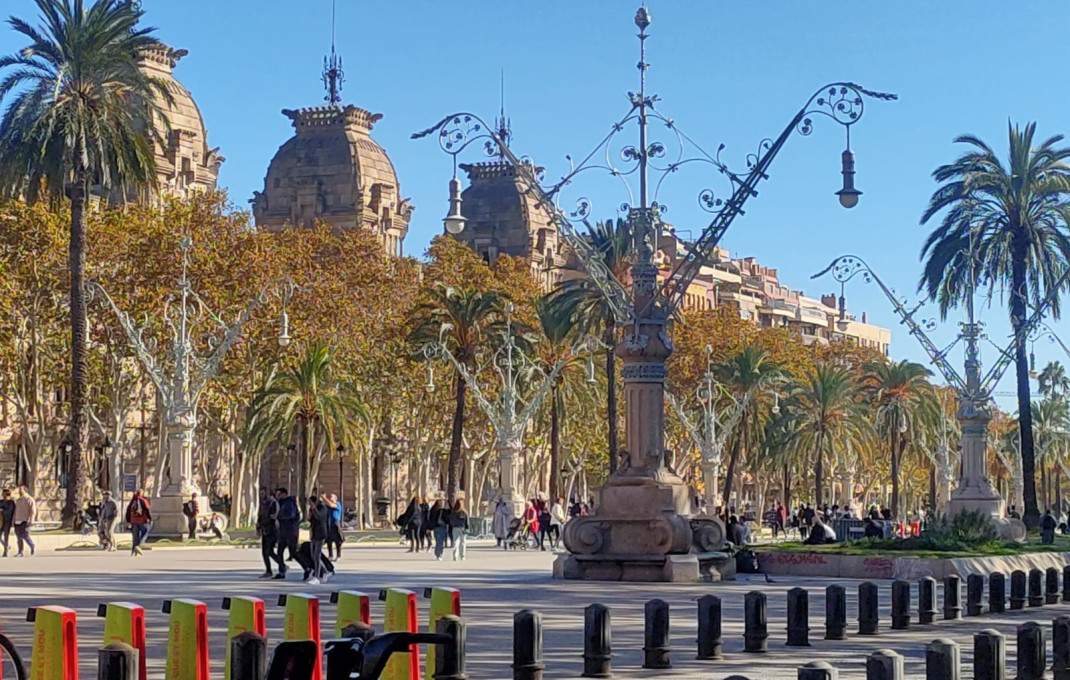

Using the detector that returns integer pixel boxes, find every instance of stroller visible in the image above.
[506,518,535,551]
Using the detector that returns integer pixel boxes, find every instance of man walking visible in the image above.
[183,492,200,540]
[274,488,300,580]
[98,490,119,551]
[13,487,36,557]
[0,489,14,557]
[256,488,281,578]
[307,495,330,584]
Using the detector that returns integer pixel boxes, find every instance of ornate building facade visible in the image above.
[251,105,413,258]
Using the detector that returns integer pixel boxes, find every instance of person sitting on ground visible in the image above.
[804,516,837,545]
[862,517,884,539]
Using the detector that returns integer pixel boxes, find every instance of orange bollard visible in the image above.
[221,597,266,680]
[161,600,209,680]
[26,606,78,680]
[379,589,419,680]
[422,588,460,679]
[97,603,146,680]
[329,591,370,637]
[277,594,321,680]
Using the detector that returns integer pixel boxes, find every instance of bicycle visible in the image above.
[0,631,28,680]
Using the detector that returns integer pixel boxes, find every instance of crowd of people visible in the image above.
[256,487,346,584]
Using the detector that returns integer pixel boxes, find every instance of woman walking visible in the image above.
[549,497,566,551]
[492,499,510,549]
[398,498,423,552]
[450,500,469,561]
[125,490,152,557]
[325,493,343,560]
[429,500,450,561]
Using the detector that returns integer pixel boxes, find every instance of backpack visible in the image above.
[182,501,195,518]
[278,497,299,523]
[735,548,760,574]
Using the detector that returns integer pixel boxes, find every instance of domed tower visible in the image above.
[251,7,412,258]
[136,45,224,197]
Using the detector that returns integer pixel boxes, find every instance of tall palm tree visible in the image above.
[1039,360,1070,400]
[1031,397,1070,511]
[245,343,366,501]
[919,122,1070,528]
[715,344,781,515]
[861,360,940,520]
[408,286,503,502]
[0,0,168,523]
[547,218,631,475]
[786,361,870,508]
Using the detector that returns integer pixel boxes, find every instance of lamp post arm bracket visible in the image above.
[86,281,167,398]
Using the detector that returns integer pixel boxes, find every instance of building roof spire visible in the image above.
[322,0,344,106]
[494,70,511,160]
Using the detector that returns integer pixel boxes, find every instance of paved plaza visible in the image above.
[0,541,1065,679]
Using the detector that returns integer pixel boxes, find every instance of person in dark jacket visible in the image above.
[1041,509,1058,545]
[398,498,423,552]
[0,489,14,557]
[274,488,300,579]
[420,498,432,551]
[307,495,330,584]
[429,500,450,560]
[324,493,343,560]
[450,500,469,561]
[296,540,334,582]
[256,488,281,578]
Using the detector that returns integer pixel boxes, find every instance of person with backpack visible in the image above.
[182,492,200,540]
[428,499,450,561]
[256,487,281,578]
[307,495,330,584]
[125,490,151,556]
[449,500,469,561]
[98,490,119,552]
[274,488,300,579]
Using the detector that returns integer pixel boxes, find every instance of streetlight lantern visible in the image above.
[836,148,862,209]
[443,176,467,235]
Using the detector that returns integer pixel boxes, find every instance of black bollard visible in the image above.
[643,599,671,670]
[744,591,768,653]
[1029,569,1045,608]
[991,572,1007,614]
[1017,622,1047,680]
[435,616,467,680]
[1054,615,1070,680]
[858,582,879,636]
[926,639,960,680]
[582,604,612,678]
[230,632,267,680]
[696,595,722,661]
[786,588,810,647]
[890,580,910,630]
[1048,568,1061,605]
[1064,566,1070,603]
[974,629,1006,680]
[825,585,847,641]
[513,610,545,680]
[918,577,937,625]
[798,661,838,680]
[98,643,138,680]
[866,649,904,680]
[943,575,962,620]
[967,574,985,616]
[1011,570,1027,610]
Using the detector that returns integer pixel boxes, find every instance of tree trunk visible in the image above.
[813,430,825,508]
[928,462,937,514]
[604,321,618,475]
[447,372,466,503]
[890,429,901,521]
[1011,238,1039,528]
[782,463,791,510]
[549,384,562,499]
[62,172,89,527]
[721,410,746,521]
[1041,463,1049,512]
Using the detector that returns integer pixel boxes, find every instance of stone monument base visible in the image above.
[948,493,1026,542]
[552,553,698,582]
[149,489,212,540]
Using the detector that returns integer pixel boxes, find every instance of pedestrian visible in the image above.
[398,497,423,552]
[0,489,14,557]
[429,499,449,561]
[125,490,151,557]
[296,540,334,582]
[492,498,510,548]
[568,498,581,519]
[775,502,787,539]
[549,497,566,551]
[182,492,199,540]
[98,491,118,551]
[324,493,343,560]
[256,488,281,578]
[450,499,469,561]
[306,495,330,584]
[420,498,433,551]
[537,499,552,551]
[274,488,300,579]
[522,499,540,546]
[1041,508,1058,545]
[12,486,36,557]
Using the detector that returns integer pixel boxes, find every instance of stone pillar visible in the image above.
[642,599,670,669]
[582,604,611,678]
[926,639,960,680]
[1016,622,1046,680]
[1064,566,1070,603]
[991,572,1007,614]
[512,610,544,680]
[974,629,1006,680]
[891,581,910,630]
[497,443,525,516]
[858,582,879,636]
[967,574,985,616]
[1054,616,1070,680]
[1029,569,1045,608]
[918,577,937,624]
[866,650,903,680]
[744,591,768,653]
[948,382,1005,520]
[786,588,810,647]
[696,595,722,661]
[825,585,847,641]
[943,575,962,620]
[153,419,206,538]
[1011,570,1027,610]
[1048,568,1061,605]
[702,461,719,510]
[799,661,837,680]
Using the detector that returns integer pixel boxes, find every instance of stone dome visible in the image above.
[252,104,413,258]
[136,45,223,197]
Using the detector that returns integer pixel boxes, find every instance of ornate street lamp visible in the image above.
[88,237,297,537]
[415,7,894,580]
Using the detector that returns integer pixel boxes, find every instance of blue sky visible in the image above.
[3,1,1070,408]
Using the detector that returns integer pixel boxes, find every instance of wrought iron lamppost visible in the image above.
[87,237,295,538]
[422,301,572,515]
[415,7,894,581]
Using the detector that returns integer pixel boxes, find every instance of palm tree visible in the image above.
[919,122,1070,528]
[408,286,503,502]
[861,360,940,520]
[1039,360,1070,400]
[535,297,593,499]
[0,0,168,523]
[546,218,631,474]
[786,361,870,508]
[1031,397,1070,511]
[245,343,366,501]
[715,344,781,515]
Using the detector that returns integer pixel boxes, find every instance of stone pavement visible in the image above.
[0,540,1066,679]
